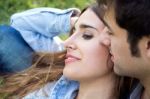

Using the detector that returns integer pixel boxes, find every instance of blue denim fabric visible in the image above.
[23,76,79,99]
[10,7,77,52]
[0,25,34,73]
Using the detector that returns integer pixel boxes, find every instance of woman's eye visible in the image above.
[82,33,93,40]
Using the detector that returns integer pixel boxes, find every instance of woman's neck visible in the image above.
[76,73,118,99]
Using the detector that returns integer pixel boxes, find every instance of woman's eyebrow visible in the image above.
[79,24,98,31]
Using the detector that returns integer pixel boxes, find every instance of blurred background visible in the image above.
[0,0,93,24]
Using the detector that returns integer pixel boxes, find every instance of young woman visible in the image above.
[0,4,129,99]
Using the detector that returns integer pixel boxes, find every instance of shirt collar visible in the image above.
[130,83,143,99]
[50,76,79,99]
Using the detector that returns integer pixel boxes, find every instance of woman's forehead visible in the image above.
[75,9,105,30]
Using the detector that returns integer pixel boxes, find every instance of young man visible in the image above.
[97,0,150,99]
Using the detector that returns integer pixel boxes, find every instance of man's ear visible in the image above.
[146,41,150,58]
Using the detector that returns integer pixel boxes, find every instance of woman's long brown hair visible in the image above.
[0,51,66,98]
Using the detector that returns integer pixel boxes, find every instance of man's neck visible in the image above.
[141,78,150,99]
[141,90,150,99]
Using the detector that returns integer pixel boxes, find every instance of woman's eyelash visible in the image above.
[82,34,93,40]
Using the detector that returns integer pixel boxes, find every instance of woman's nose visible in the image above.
[63,37,76,51]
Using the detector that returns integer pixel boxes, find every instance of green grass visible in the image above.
[0,0,93,24]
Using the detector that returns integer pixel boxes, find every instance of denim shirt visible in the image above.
[10,8,76,52]
[23,76,79,99]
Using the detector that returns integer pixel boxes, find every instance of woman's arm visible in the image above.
[10,7,80,52]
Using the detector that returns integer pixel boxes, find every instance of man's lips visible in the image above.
[109,50,114,62]
[65,54,81,64]
[110,55,114,62]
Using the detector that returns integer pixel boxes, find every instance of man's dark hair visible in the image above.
[99,0,150,57]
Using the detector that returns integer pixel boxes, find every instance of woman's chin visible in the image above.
[63,68,79,81]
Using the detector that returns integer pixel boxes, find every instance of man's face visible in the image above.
[104,8,147,78]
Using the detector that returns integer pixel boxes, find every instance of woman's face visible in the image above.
[63,8,113,81]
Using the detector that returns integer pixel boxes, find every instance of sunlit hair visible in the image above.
[0,51,65,98]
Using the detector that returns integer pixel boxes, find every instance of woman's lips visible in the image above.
[65,54,81,64]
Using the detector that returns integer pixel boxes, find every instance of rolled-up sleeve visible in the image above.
[10,8,75,52]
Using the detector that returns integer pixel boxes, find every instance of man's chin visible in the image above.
[113,65,125,76]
